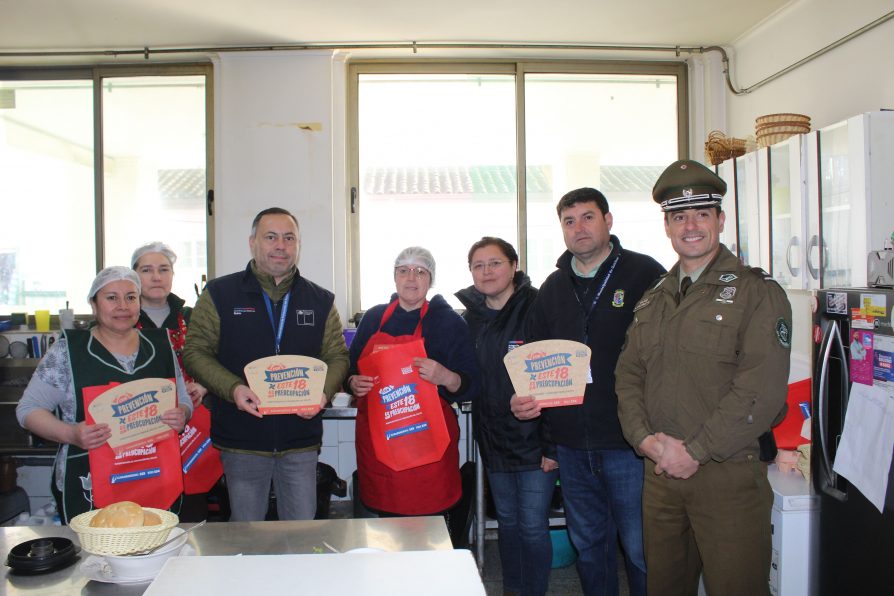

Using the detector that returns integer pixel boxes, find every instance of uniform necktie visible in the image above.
[677,276,692,305]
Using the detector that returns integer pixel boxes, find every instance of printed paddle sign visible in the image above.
[503,339,591,407]
[86,378,177,454]
[244,355,327,415]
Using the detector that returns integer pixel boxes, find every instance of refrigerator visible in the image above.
[813,287,894,596]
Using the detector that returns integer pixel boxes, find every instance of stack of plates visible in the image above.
[755,113,811,147]
[9,340,28,359]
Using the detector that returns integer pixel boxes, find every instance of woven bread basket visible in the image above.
[69,508,178,555]
[704,130,748,165]
[757,132,805,148]
[755,121,811,133]
[755,113,810,127]
[757,127,810,143]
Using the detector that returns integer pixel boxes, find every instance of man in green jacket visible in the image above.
[616,160,791,596]
[183,207,349,521]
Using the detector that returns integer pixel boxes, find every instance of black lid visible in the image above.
[6,537,79,575]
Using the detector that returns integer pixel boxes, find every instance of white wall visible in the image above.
[213,51,351,320]
[723,0,894,137]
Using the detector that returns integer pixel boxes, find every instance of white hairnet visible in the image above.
[131,241,177,269]
[394,246,436,285]
[88,266,141,301]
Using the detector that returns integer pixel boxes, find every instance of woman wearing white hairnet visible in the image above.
[132,241,207,407]
[17,267,192,523]
[133,242,224,522]
[347,247,478,531]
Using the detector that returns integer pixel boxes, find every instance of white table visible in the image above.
[146,550,485,595]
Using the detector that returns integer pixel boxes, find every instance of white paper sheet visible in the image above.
[832,383,894,512]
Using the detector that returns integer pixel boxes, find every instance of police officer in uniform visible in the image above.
[615,159,792,596]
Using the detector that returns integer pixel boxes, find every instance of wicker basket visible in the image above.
[755,113,810,127]
[704,130,747,165]
[69,508,179,555]
[757,132,802,148]
[754,113,811,148]
[755,121,811,133]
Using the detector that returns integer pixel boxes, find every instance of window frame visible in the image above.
[347,59,688,315]
[0,62,216,288]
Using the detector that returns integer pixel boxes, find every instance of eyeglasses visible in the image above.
[395,266,430,278]
[470,260,507,273]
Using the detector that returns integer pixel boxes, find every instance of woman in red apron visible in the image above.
[133,242,224,521]
[347,247,478,518]
[16,267,193,523]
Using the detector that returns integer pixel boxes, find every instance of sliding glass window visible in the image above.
[0,65,212,315]
[349,62,686,312]
[354,70,517,310]
[0,79,95,313]
[101,74,209,302]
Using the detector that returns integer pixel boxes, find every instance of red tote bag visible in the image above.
[83,382,184,509]
[359,338,451,471]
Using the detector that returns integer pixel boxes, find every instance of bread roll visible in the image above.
[142,510,162,526]
[90,501,145,528]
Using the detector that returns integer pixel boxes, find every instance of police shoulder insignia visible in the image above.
[612,289,625,308]
[718,273,738,283]
[749,266,774,281]
[775,317,792,348]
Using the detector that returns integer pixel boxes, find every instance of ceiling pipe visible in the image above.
[1,10,890,94]
[0,41,704,59]
[706,9,894,95]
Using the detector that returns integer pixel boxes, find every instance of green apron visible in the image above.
[57,329,178,523]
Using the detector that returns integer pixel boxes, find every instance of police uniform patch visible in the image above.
[776,317,791,348]
[719,273,738,283]
[719,286,736,300]
[612,289,625,308]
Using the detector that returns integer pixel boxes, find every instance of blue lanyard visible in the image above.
[262,292,290,355]
[586,256,619,312]
[579,255,619,343]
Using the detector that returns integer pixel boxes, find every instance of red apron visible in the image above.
[83,382,184,510]
[355,300,461,515]
[179,404,223,494]
[139,318,223,494]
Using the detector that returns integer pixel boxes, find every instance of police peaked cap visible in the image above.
[652,159,727,212]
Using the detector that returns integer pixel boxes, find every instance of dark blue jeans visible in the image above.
[487,467,559,596]
[556,445,646,596]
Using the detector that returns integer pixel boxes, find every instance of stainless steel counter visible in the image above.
[2,516,452,594]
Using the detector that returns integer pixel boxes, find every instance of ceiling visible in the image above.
[1,0,791,57]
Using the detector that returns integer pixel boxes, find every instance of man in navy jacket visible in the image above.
[512,188,665,596]
[184,207,349,521]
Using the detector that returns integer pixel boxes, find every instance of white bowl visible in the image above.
[102,527,188,581]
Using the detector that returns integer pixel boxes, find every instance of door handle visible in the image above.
[786,236,801,277]
[817,320,847,502]
[807,235,820,280]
